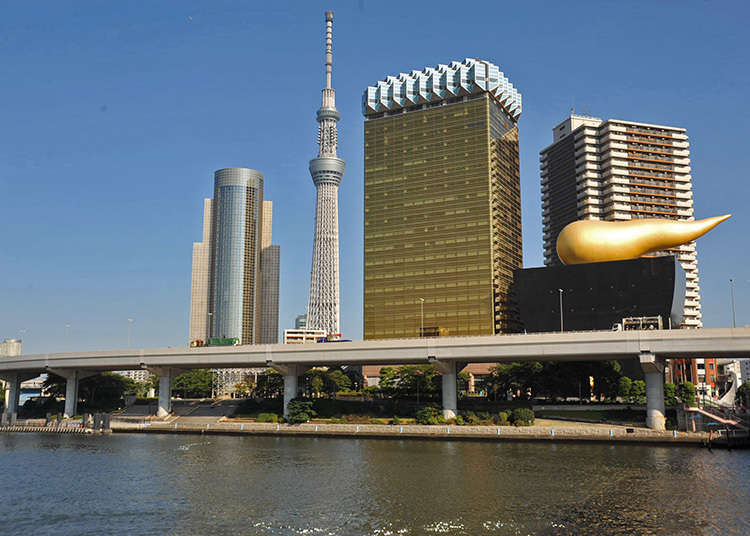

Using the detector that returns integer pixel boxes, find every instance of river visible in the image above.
[0,433,748,535]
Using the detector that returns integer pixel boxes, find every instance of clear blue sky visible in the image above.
[1,1,748,354]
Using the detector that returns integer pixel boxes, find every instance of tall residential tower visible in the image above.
[362,58,523,340]
[307,11,345,335]
[539,114,700,327]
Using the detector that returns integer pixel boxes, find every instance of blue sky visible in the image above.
[1,1,748,354]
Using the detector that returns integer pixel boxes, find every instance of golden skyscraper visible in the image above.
[363,59,522,339]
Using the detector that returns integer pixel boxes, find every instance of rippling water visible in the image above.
[1,433,748,535]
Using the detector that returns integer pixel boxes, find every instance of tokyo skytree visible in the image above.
[307,11,345,335]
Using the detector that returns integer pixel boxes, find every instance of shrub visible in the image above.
[511,408,534,426]
[415,406,446,425]
[371,418,386,425]
[478,411,491,422]
[463,411,481,425]
[286,398,316,424]
[496,411,510,426]
[455,415,465,426]
[256,413,278,423]
[328,417,344,424]
[391,415,401,425]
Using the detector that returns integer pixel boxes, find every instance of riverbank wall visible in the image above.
[106,420,709,447]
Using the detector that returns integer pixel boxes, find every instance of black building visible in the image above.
[513,256,685,333]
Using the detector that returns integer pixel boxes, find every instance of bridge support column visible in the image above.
[268,363,306,418]
[48,369,97,418]
[64,372,79,418]
[158,374,172,417]
[432,360,457,420]
[639,352,666,431]
[1,373,22,425]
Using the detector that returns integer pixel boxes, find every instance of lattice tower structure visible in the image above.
[307,11,345,335]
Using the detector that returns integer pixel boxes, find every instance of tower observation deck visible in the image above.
[307,11,345,335]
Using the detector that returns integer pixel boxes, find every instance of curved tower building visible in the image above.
[209,167,264,344]
[307,11,345,334]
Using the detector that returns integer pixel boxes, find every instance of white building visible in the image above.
[540,114,700,327]
[0,339,22,357]
[284,329,326,344]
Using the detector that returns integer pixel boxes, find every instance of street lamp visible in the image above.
[418,298,425,337]
[730,278,736,328]
[207,312,213,341]
[127,318,134,348]
[558,289,564,332]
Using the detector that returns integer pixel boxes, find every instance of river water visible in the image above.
[0,433,748,535]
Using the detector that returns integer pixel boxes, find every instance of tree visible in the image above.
[378,367,398,397]
[326,369,352,395]
[617,377,633,402]
[171,369,214,398]
[664,382,678,406]
[457,371,471,393]
[234,381,252,398]
[630,380,646,405]
[677,381,697,406]
[255,369,284,399]
[43,372,131,411]
[396,365,440,402]
[736,381,750,408]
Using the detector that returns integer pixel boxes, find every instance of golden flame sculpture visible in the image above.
[556,214,731,265]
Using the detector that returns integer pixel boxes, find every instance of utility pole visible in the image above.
[558,289,564,332]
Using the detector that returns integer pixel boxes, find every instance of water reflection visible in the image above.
[0,434,748,535]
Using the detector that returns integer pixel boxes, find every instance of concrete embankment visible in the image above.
[109,420,708,446]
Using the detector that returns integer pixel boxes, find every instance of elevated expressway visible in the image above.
[2,327,749,430]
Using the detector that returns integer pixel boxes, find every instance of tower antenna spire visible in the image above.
[325,10,333,89]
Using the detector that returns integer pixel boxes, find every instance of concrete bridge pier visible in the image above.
[268,363,307,418]
[639,352,666,431]
[48,369,97,418]
[148,367,183,417]
[432,360,457,420]
[1,372,23,425]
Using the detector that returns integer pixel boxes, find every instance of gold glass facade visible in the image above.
[364,94,522,340]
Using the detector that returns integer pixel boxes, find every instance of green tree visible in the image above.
[326,369,352,395]
[378,367,398,397]
[172,369,214,398]
[256,369,284,399]
[677,381,697,406]
[630,380,646,405]
[457,371,471,393]
[664,382,678,406]
[617,376,633,402]
[306,368,326,397]
[736,381,750,407]
[396,365,440,402]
